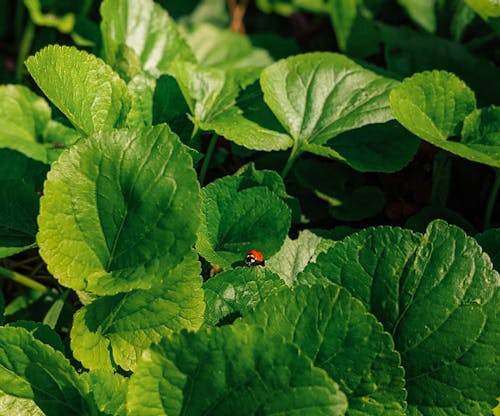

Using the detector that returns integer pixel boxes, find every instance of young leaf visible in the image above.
[300,220,500,415]
[185,23,273,69]
[0,326,93,415]
[0,85,51,162]
[196,175,291,269]
[243,285,407,416]
[266,229,336,286]
[81,370,128,416]
[38,125,201,295]
[100,0,195,78]
[204,266,286,325]
[260,52,397,151]
[25,45,130,136]
[128,324,348,415]
[70,252,204,371]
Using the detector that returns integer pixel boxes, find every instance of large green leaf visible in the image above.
[38,125,201,295]
[465,0,500,18]
[390,71,500,167]
[128,324,348,415]
[299,221,500,415]
[186,23,273,69]
[0,85,51,162]
[100,0,195,78]
[196,175,291,269]
[260,52,397,152]
[25,45,130,136]
[0,149,49,248]
[243,285,407,415]
[203,266,286,325]
[0,326,93,415]
[71,252,204,371]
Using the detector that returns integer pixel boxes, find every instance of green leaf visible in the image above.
[399,0,436,32]
[0,391,44,416]
[266,229,336,286]
[465,0,500,18]
[299,221,500,415]
[126,73,156,127]
[26,45,130,136]
[325,121,420,172]
[203,266,286,326]
[0,149,48,248]
[9,320,65,353]
[81,371,128,416]
[196,175,291,268]
[24,0,75,33]
[37,125,201,295]
[0,326,93,415]
[100,0,195,78]
[476,228,500,270]
[390,70,476,141]
[0,85,51,162]
[186,23,273,69]
[390,71,500,167]
[380,24,500,106]
[243,285,407,415]
[260,52,397,150]
[197,80,293,151]
[71,252,204,371]
[129,324,348,415]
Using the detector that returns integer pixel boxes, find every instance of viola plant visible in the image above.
[0,0,499,415]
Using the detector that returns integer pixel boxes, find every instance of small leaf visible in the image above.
[81,371,128,416]
[196,175,291,269]
[243,285,407,415]
[0,326,93,415]
[71,252,204,371]
[0,85,51,162]
[203,266,286,325]
[261,52,397,149]
[266,230,336,286]
[38,125,201,295]
[129,324,348,415]
[25,45,130,136]
[100,0,195,77]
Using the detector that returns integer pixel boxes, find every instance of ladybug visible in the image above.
[245,249,265,267]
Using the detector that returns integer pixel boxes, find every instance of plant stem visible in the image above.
[14,0,26,43]
[15,19,35,82]
[0,266,48,292]
[430,151,452,207]
[483,168,500,230]
[280,141,301,179]
[199,133,218,186]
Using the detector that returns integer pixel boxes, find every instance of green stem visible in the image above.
[81,0,94,16]
[199,133,218,186]
[484,168,500,230]
[0,266,48,292]
[15,19,35,82]
[430,151,452,207]
[14,0,26,44]
[280,141,301,179]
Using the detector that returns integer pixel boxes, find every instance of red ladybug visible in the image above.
[245,249,265,267]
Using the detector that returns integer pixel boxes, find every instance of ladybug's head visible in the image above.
[245,249,265,266]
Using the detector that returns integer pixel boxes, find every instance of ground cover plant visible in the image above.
[0,0,499,415]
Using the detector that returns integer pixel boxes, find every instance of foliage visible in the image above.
[0,0,499,415]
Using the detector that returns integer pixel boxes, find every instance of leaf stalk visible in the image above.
[0,266,48,292]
